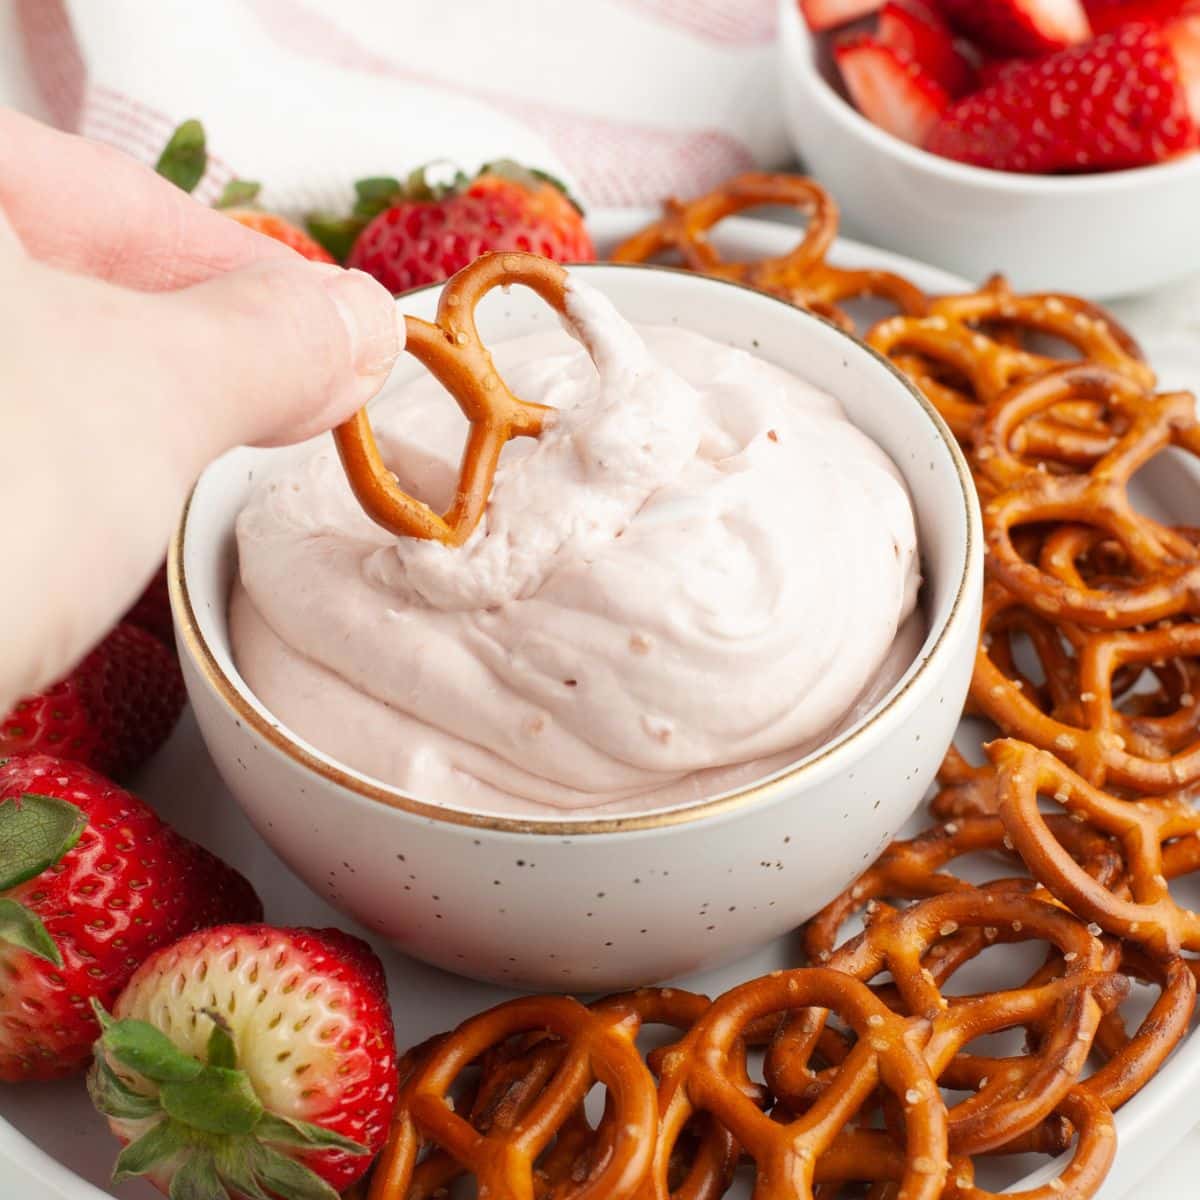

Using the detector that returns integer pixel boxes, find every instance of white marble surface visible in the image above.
[0,0,1198,1191]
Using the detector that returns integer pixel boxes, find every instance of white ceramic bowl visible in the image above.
[170,263,983,991]
[778,0,1200,298]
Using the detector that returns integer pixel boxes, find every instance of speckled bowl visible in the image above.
[170,263,982,990]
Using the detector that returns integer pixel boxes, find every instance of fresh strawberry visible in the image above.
[836,35,951,145]
[878,0,978,96]
[122,565,174,650]
[976,53,1034,88]
[0,622,185,778]
[216,180,337,263]
[926,17,1200,171]
[937,0,1092,54]
[154,122,334,261]
[90,924,396,1198]
[1085,0,1199,33]
[799,0,883,28]
[0,756,262,1081]
[330,161,595,293]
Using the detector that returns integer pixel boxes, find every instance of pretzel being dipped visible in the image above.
[334,252,564,546]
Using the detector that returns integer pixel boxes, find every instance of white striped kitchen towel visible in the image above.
[15,0,789,213]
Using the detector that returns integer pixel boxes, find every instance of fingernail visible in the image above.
[324,268,404,377]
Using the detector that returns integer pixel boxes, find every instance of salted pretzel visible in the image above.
[334,252,563,545]
[867,287,1151,457]
[803,812,1122,967]
[978,373,1200,630]
[807,807,1193,1125]
[369,988,755,1200]
[931,749,1004,819]
[611,172,928,331]
[970,580,1200,791]
[992,740,1200,963]
[366,995,658,1200]
[769,889,1124,1158]
[943,1089,1116,1200]
[651,968,950,1200]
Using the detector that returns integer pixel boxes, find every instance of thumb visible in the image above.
[151,258,404,458]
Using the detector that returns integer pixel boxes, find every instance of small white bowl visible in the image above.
[169,264,982,991]
[778,0,1200,298]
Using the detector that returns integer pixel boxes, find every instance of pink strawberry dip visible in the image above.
[230,277,922,818]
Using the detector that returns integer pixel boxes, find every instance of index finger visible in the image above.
[0,108,296,290]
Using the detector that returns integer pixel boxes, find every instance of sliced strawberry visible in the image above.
[926,18,1200,171]
[1085,0,1199,33]
[799,0,884,31]
[1167,9,1200,119]
[836,35,951,145]
[937,0,1092,54]
[878,0,978,96]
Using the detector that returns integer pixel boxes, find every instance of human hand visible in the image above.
[0,109,403,712]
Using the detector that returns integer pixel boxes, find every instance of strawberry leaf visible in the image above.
[169,1149,229,1200]
[0,793,87,891]
[204,1010,238,1070]
[249,1142,341,1200]
[0,898,61,966]
[352,176,402,219]
[255,1112,369,1155]
[93,1005,205,1084]
[304,213,366,262]
[160,1065,264,1135]
[155,119,207,194]
[214,1140,272,1200]
[401,161,469,204]
[216,179,262,210]
[112,1118,187,1183]
[87,1048,162,1121]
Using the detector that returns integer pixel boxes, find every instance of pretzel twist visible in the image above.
[992,739,1200,960]
[367,995,657,1200]
[772,890,1125,1158]
[334,252,563,545]
[612,172,928,332]
[653,969,950,1200]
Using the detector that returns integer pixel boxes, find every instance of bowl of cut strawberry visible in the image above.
[779,0,1200,295]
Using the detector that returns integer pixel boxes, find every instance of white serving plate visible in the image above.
[2,213,1198,1198]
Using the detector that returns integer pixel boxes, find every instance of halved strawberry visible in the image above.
[878,0,978,96]
[926,16,1200,171]
[799,0,884,31]
[836,35,951,145]
[1085,0,1200,33]
[938,0,1093,54]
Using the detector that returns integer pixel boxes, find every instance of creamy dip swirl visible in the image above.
[231,278,922,818]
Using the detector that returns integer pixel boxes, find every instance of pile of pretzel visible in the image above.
[363,175,1200,1200]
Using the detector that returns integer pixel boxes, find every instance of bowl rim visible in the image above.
[779,0,1200,196]
[169,262,980,837]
